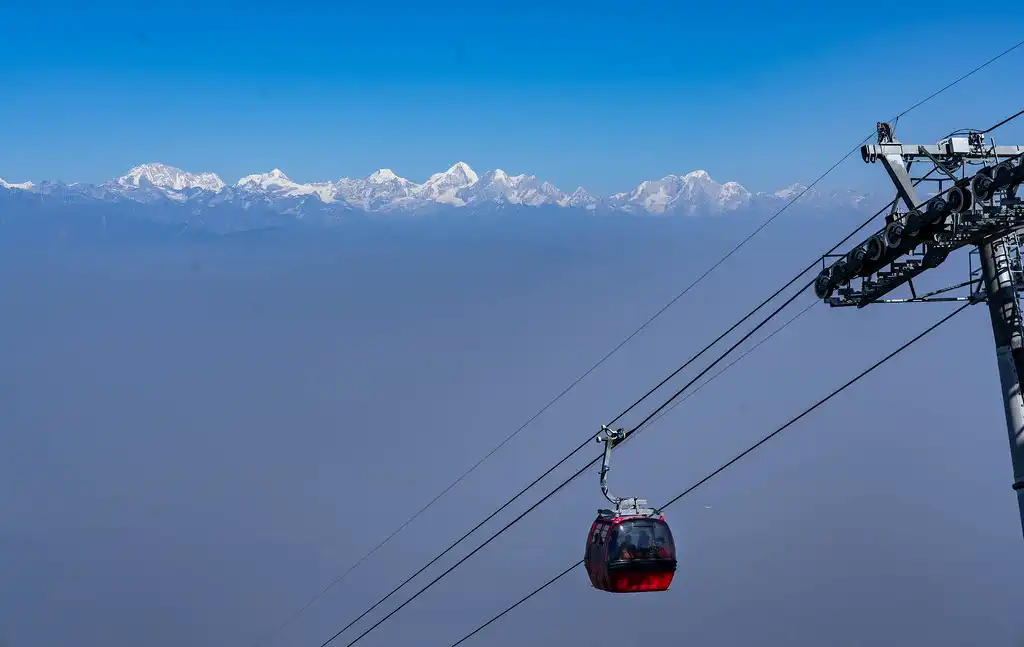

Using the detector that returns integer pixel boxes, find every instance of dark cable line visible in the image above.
[256,42,1024,647]
[253,98,865,647]
[943,104,1024,148]
[889,39,1023,125]
[334,264,823,647]
[331,167,964,647]
[983,107,1024,134]
[449,301,972,647]
[297,38,1024,647]
[658,307,970,511]
[327,148,1004,647]
[316,163,959,647]
[648,298,820,428]
[297,156,885,647]
[446,90,1024,647]
[945,107,1022,139]
[312,249,824,647]
[315,166,957,647]
[450,562,582,647]
[317,197,895,647]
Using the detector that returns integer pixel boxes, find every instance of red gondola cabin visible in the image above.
[584,510,677,593]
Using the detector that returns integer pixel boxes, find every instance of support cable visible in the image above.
[299,38,1024,647]
[256,38,1024,647]
[449,301,973,647]
[316,161,970,647]
[327,182,952,647]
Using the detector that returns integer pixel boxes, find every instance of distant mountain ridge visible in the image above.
[0,162,875,236]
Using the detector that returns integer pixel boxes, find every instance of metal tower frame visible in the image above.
[813,121,1024,538]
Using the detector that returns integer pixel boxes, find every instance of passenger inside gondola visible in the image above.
[636,531,652,555]
[617,534,635,560]
[611,521,674,561]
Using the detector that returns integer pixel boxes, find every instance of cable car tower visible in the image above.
[813,120,1024,538]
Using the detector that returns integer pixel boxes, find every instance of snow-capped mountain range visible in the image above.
[0,162,873,234]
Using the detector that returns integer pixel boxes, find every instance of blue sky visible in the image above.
[2,1,1023,195]
[3,5,1024,646]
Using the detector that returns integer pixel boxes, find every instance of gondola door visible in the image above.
[595,521,610,591]
[584,520,600,588]
[584,518,611,590]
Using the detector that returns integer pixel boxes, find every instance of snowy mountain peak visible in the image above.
[234,169,323,201]
[453,161,477,180]
[367,168,402,184]
[719,181,752,209]
[458,168,569,207]
[236,169,293,187]
[774,183,810,200]
[118,163,226,193]
[1,161,872,225]
[608,169,756,214]
[435,162,478,186]
[0,178,34,190]
[558,186,597,209]
[418,162,480,205]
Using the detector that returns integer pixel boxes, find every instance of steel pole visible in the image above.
[979,237,1024,538]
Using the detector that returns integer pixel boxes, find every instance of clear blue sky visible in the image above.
[2,1,1023,195]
